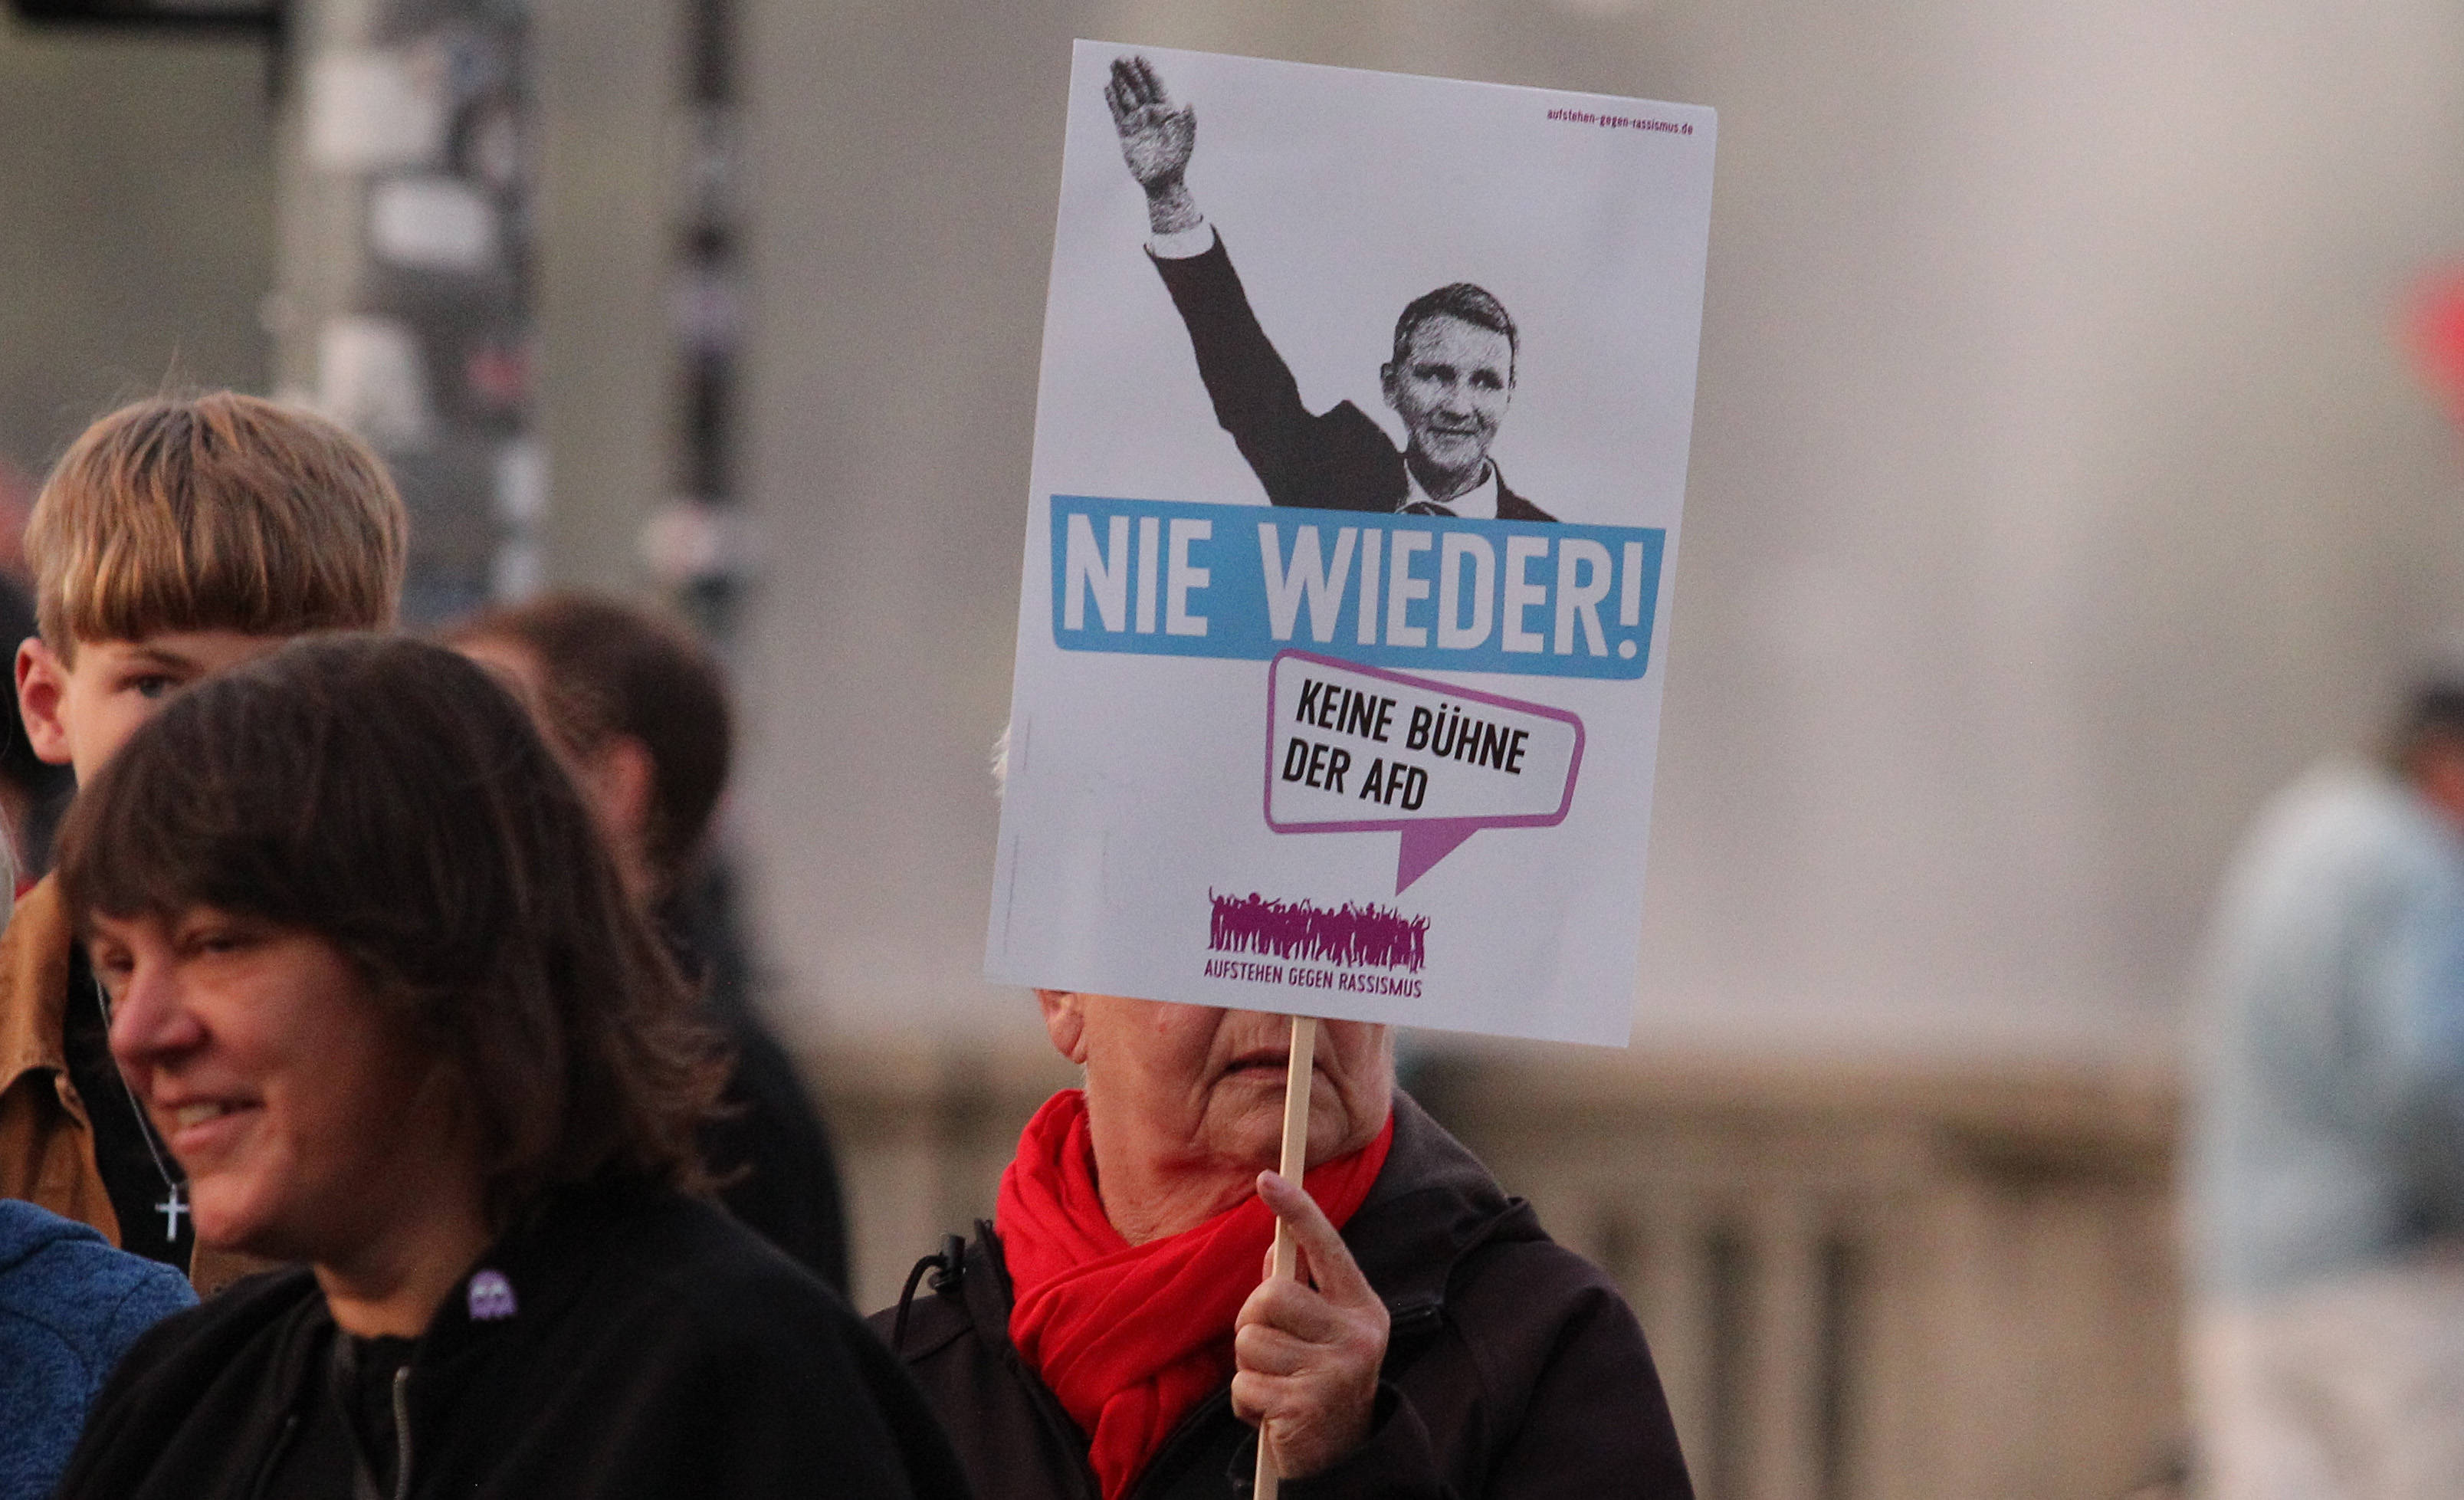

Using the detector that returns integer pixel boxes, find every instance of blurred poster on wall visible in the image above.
[988,41,1715,1045]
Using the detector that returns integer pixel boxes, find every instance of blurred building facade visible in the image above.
[0,21,272,471]
[14,0,2464,1493]
[723,5,2464,1492]
[734,0,2464,1062]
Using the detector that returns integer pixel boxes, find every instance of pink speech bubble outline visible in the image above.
[1262,648,1587,894]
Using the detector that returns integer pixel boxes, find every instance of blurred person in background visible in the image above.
[447,592,850,1290]
[880,990,1691,1499]
[50,636,967,1499]
[0,1197,192,1500]
[2189,672,2464,1499]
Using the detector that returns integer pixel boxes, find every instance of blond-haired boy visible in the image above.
[0,392,405,1292]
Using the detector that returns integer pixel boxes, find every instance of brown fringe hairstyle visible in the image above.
[27,392,408,659]
[446,593,734,895]
[54,635,725,1222]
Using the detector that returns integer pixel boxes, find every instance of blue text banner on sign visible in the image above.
[1048,495,1665,681]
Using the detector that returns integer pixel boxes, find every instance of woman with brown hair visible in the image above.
[45,635,968,1500]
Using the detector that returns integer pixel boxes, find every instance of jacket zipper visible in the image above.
[246,1413,303,1500]
[390,1366,414,1500]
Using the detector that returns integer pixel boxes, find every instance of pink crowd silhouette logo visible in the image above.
[1208,890,1429,972]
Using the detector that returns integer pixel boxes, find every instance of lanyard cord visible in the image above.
[90,976,184,1199]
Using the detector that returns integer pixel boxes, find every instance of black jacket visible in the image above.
[57,1179,973,1500]
[874,1092,1690,1500]
[671,862,853,1293]
[704,1004,851,1291]
[1151,235,1556,523]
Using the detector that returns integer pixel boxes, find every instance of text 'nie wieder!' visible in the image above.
[1050,495,1665,681]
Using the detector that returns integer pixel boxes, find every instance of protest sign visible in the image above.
[988,42,1715,1047]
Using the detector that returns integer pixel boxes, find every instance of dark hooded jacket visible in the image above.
[54,1178,972,1500]
[872,1091,1691,1500]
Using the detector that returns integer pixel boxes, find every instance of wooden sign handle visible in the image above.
[1255,1014,1317,1500]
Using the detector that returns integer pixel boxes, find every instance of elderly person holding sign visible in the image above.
[881,992,1691,1498]
[46,638,969,1500]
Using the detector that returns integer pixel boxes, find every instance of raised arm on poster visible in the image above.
[970,40,1712,1500]
[1103,55,1554,524]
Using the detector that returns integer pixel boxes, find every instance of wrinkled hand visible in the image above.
[1232,1171,1389,1482]
[1105,55,1196,195]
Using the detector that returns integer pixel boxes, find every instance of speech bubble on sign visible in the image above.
[1264,649,1586,894]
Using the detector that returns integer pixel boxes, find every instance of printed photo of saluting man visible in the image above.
[1107,55,1558,523]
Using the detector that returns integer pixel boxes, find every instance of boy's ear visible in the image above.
[15,638,75,769]
[573,734,658,901]
[591,734,658,853]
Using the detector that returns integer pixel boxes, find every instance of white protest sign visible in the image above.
[988,43,1714,1045]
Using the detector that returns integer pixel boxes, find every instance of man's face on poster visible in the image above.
[1382,313,1515,479]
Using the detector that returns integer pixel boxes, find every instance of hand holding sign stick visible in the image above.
[1250,1013,1314,1499]
[1235,1015,1393,1496]
[1235,1014,1315,1498]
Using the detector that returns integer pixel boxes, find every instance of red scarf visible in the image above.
[996,1089,1394,1499]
